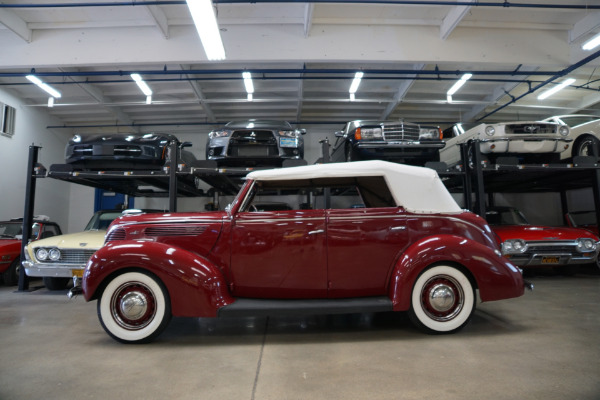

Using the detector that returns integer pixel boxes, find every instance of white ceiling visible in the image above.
[1,0,600,135]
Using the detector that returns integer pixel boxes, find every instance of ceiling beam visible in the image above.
[0,9,31,43]
[440,0,475,40]
[303,4,314,38]
[145,5,170,39]
[181,65,217,123]
[569,12,600,44]
[380,64,425,120]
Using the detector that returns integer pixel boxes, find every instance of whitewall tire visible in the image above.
[98,271,171,344]
[408,265,475,334]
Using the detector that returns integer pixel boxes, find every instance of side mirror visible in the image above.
[298,129,307,135]
[180,141,193,149]
[334,131,344,138]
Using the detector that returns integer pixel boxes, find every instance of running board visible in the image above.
[218,296,393,318]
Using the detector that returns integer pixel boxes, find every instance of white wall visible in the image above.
[0,87,82,232]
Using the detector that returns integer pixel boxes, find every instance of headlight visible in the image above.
[576,238,597,252]
[356,127,383,140]
[502,239,528,254]
[49,248,61,261]
[558,126,569,136]
[484,126,496,136]
[71,134,82,143]
[278,130,297,137]
[36,248,49,261]
[419,128,440,140]
[208,131,229,139]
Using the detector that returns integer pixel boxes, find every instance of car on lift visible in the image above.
[439,120,571,167]
[23,209,157,290]
[77,160,526,344]
[65,133,196,170]
[0,217,62,286]
[330,120,445,165]
[542,115,600,160]
[486,206,600,274]
[205,119,306,167]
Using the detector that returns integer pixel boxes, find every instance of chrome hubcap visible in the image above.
[420,275,464,322]
[428,284,456,313]
[119,291,149,321]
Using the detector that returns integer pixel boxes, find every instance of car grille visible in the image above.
[106,228,126,242]
[382,122,420,141]
[41,249,97,264]
[505,124,557,134]
[228,130,278,157]
[72,144,145,157]
[526,242,576,253]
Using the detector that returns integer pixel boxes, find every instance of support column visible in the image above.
[19,145,40,291]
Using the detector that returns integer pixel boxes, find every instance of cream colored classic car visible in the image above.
[22,209,149,290]
[440,120,571,167]
[542,115,600,160]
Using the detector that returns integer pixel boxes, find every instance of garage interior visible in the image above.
[0,1,600,399]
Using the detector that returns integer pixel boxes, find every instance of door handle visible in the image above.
[308,229,325,235]
[390,226,406,231]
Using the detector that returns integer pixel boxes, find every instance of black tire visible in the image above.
[97,271,172,344]
[3,258,20,286]
[43,277,70,290]
[408,265,476,334]
[573,135,600,158]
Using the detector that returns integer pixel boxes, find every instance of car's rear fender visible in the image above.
[388,234,524,311]
[82,241,234,318]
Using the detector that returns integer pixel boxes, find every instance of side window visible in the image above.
[42,225,61,238]
[242,176,396,211]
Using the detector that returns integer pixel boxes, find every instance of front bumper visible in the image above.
[479,137,571,154]
[505,252,597,267]
[22,260,84,278]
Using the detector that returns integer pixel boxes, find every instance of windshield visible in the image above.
[486,208,529,226]
[84,211,123,230]
[569,211,596,227]
[0,222,23,239]
[557,116,600,127]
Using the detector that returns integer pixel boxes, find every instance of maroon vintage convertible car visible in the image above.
[79,161,526,343]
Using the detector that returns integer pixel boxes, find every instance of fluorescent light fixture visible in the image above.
[146,95,152,105]
[247,93,253,102]
[186,0,226,61]
[447,73,472,96]
[349,72,364,94]
[130,73,153,96]
[537,78,576,100]
[26,75,62,98]
[582,33,600,51]
[349,93,356,102]
[446,94,453,103]
[47,97,55,108]
[242,72,254,94]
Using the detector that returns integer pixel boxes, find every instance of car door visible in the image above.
[230,208,328,298]
[326,207,409,297]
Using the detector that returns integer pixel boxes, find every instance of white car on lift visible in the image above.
[542,115,600,160]
[439,120,571,167]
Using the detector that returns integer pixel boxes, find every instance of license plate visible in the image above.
[541,256,560,264]
[71,269,84,278]
[280,137,298,148]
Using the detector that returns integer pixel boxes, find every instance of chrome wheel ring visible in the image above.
[110,281,157,330]
[420,275,464,322]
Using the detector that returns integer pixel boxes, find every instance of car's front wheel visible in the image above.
[408,265,475,334]
[3,258,20,286]
[98,271,171,344]
[573,135,600,158]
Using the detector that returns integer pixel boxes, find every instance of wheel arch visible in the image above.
[387,234,524,311]
[83,241,234,318]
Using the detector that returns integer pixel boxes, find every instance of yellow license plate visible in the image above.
[541,256,560,264]
[71,269,84,278]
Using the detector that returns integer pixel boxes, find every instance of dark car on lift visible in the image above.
[65,133,196,170]
[0,217,62,286]
[205,119,306,167]
[330,120,445,165]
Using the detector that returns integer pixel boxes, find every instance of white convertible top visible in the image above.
[246,160,462,214]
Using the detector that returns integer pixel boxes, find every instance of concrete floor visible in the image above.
[0,268,599,400]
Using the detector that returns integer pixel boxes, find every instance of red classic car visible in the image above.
[487,207,600,270]
[79,160,526,343]
[0,217,62,285]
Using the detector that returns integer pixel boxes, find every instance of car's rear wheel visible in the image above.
[98,271,171,344]
[408,265,475,334]
[43,276,70,290]
[3,258,20,286]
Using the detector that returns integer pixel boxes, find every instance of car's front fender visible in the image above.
[388,234,524,311]
[82,241,234,318]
